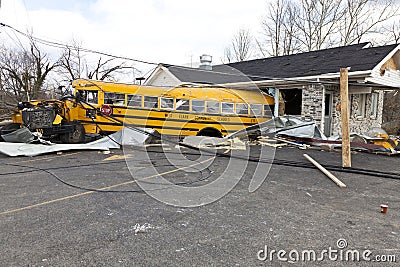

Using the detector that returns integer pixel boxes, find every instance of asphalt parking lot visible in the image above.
[0,145,399,266]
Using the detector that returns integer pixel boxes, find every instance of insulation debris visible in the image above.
[181,136,246,150]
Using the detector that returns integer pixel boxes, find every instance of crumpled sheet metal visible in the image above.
[227,116,326,140]
[0,127,154,157]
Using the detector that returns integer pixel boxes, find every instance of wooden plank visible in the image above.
[340,68,352,168]
[303,154,347,188]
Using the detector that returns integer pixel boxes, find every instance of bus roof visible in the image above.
[72,79,274,104]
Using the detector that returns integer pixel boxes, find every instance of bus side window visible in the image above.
[221,102,234,114]
[192,100,205,113]
[128,94,142,107]
[160,97,174,109]
[250,104,263,116]
[104,92,114,104]
[264,104,273,116]
[236,103,248,115]
[206,101,220,114]
[176,99,190,111]
[104,92,125,105]
[144,96,158,109]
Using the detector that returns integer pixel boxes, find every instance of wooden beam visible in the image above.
[303,154,347,188]
[340,68,351,168]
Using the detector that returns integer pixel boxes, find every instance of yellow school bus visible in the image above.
[12,79,274,143]
[72,79,274,137]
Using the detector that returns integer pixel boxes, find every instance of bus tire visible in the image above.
[60,121,85,144]
[197,127,223,138]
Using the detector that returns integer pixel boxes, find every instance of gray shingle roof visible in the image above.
[161,43,398,84]
[222,43,398,80]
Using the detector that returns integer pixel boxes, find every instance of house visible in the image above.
[145,43,400,136]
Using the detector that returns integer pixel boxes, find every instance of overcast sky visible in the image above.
[0,0,268,69]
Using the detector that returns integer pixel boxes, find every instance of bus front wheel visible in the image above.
[60,121,85,144]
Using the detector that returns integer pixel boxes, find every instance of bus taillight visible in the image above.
[100,105,112,116]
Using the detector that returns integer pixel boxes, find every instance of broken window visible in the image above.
[144,96,158,109]
[206,101,220,114]
[176,99,190,111]
[127,94,142,107]
[192,100,205,113]
[250,104,263,116]
[221,102,234,114]
[236,103,248,115]
[160,97,174,109]
[355,94,366,118]
[370,93,378,118]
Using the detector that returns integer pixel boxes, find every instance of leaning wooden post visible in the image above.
[340,68,351,168]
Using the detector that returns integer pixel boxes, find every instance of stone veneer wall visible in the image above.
[301,85,325,130]
[330,89,384,136]
[300,84,384,136]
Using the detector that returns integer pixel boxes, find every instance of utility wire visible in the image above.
[0,22,159,65]
[2,22,399,89]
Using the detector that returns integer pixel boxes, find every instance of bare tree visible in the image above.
[222,29,254,63]
[260,0,301,56]
[232,29,254,61]
[58,41,139,82]
[294,0,345,51]
[222,47,233,63]
[339,0,400,45]
[257,0,400,57]
[0,40,59,113]
[381,20,400,45]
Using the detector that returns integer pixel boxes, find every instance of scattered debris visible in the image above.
[103,154,133,161]
[1,126,34,143]
[303,153,347,188]
[181,136,246,150]
[380,204,388,214]
[131,223,154,234]
[0,127,154,157]
[228,116,400,155]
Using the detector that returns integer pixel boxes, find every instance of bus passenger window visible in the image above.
[192,100,205,112]
[128,94,142,107]
[104,92,125,105]
[236,103,248,115]
[250,104,263,116]
[104,92,114,104]
[176,99,190,111]
[264,104,273,116]
[221,102,234,114]
[206,101,220,114]
[160,97,174,109]
[144,96,158,109]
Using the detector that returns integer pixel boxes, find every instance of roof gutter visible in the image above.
[221,70,373,88]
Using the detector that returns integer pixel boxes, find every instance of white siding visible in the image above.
[145,69,181,87]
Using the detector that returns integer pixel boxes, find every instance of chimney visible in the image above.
[199,54,212,70]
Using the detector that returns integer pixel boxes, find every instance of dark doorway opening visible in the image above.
[281,89,302,115]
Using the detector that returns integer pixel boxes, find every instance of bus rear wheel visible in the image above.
[197,127,223,138]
